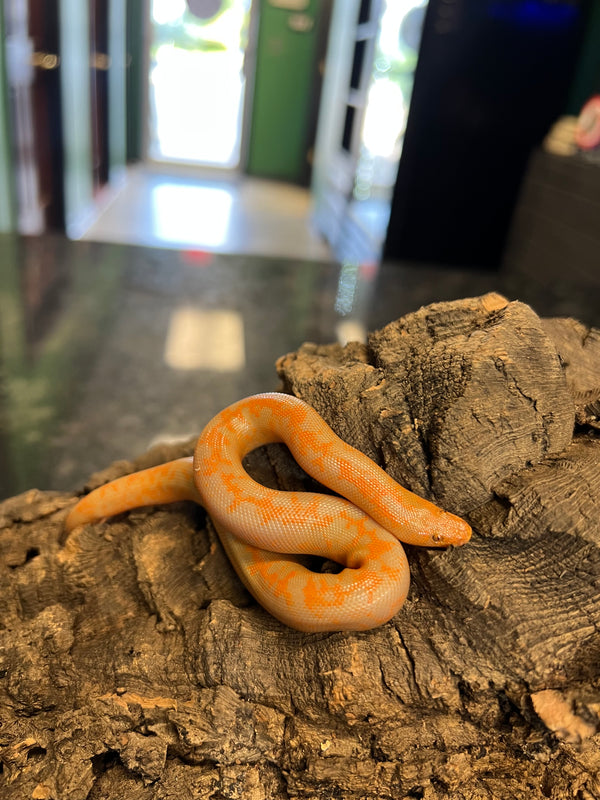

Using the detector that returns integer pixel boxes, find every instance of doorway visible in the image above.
[147,0,251,168]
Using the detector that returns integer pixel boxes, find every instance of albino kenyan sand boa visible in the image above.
[66,393,471,632]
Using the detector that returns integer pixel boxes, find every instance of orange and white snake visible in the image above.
[65,393,471,632]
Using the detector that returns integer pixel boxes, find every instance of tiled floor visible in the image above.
[79,165,332,262]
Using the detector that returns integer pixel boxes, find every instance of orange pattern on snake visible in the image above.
[65,393,471,632]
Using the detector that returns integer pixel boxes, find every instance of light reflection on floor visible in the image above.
[80,165,332,261]
[151,183,234,248]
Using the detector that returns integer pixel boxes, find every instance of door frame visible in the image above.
[0,8,16,231]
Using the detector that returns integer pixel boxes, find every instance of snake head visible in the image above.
[431,510,472,547]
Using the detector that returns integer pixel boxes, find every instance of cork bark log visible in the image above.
[1,293,600,799]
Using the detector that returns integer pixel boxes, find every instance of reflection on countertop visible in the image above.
[1,232,599,500]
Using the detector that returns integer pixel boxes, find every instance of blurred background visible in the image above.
[1,0,599,499]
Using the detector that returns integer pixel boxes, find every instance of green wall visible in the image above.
[59,0,94,236]
[246,0,322,184]
[126,0,147,161]
[109,0,128,174]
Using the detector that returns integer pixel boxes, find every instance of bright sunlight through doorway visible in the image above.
[148,0,251,168]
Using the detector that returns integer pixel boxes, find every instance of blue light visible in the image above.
[487,0,579,28]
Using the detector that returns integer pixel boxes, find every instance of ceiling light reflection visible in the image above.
[164,307,245,371]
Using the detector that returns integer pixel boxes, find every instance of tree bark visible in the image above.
[1,293,599,799]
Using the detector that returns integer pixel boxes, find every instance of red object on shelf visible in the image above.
[575,96,600,150]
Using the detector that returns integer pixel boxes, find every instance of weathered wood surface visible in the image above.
[1,293,600,799]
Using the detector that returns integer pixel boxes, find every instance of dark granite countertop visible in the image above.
[1,232,598,500]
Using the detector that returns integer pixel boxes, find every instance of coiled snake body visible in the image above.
[66,393,471,632]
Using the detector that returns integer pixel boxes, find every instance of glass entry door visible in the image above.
[148,0,251,168]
